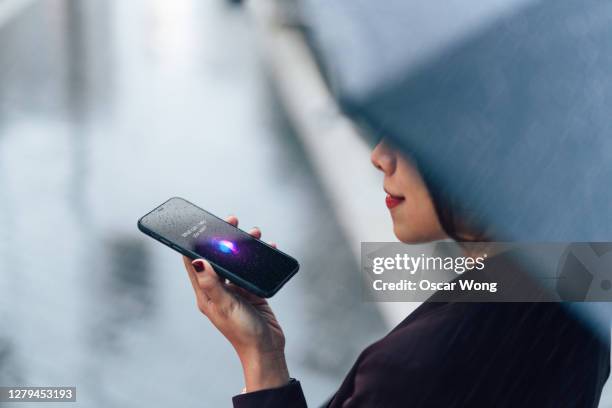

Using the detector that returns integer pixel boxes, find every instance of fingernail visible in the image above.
[192,259,205,273]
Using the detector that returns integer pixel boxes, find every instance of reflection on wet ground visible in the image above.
[0,0,386,406]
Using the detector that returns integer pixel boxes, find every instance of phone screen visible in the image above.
[138,197,299,297]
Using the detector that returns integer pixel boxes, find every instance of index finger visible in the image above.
[225,215,238,227]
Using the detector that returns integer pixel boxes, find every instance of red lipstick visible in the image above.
[385,194,404,209]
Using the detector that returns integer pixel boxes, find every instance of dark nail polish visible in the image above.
[192,260,205,272]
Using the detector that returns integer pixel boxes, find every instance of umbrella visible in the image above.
[299,0,612,331]
[300,0,612,241]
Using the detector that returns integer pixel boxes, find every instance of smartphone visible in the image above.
[137,197,300,298]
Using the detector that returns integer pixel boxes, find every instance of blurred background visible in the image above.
[0,0,610,407]
[0,0,392,406]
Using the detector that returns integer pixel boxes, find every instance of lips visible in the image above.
[385,193,405,209]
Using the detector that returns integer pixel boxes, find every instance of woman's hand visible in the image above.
[183,215,289,392]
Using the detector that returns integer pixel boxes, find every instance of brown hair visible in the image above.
[428,184,490,243]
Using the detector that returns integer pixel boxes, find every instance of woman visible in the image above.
[183,140,610,407]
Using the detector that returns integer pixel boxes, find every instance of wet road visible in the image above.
[0,1,386,406]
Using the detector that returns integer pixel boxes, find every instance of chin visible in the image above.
[393,223,439,244]
[394,225,421,244]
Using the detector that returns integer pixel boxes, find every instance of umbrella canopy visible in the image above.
[300,0,612,242]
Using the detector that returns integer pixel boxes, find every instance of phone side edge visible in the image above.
[263,259,300,298]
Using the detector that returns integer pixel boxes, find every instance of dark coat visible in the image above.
[233,301,609,407]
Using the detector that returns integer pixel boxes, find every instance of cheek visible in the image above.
[390,186,443,243]
[390,157,445,242]
[391,207,439,243]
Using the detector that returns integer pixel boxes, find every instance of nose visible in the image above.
[371,141,397,175]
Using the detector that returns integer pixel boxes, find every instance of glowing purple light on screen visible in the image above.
[217,239,238,254]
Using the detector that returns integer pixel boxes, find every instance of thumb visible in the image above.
[191,259,233,308]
